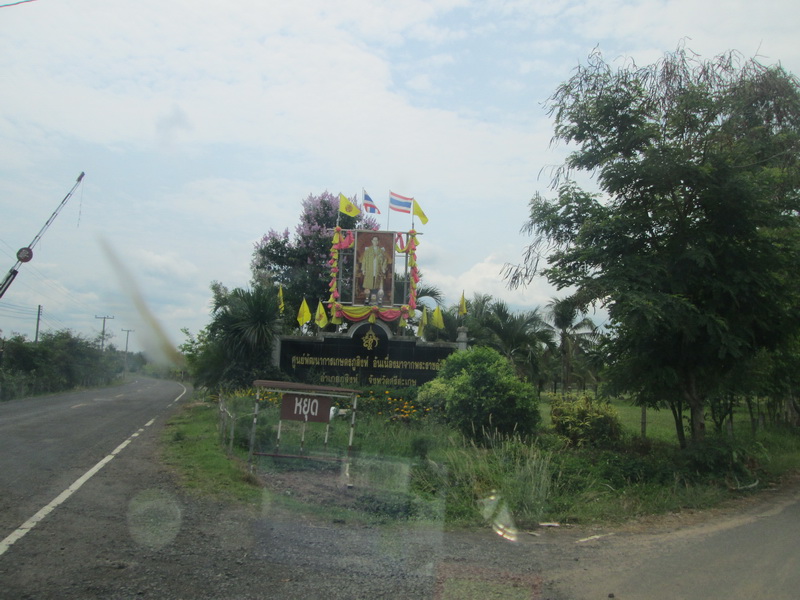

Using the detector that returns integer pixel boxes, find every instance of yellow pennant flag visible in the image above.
[432,305,445,329]
[314,300,329,328]
[297,297,311,327]
[412,199,428,225]
[339,193,361,217]
[417,306,428,338]
[459,290,467,316]
[278,285,285,314]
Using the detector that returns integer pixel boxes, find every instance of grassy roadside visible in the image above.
[161,401,264,505]
[163,392,800,528]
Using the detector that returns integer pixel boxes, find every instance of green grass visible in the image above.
[161,402,263,505]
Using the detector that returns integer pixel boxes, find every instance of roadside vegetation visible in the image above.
[170,46,800,529]
[164,378,800,528]
[0,329,151,401]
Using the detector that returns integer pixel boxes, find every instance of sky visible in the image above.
[1,0,798,360]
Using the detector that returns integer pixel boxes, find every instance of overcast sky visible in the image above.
[1,0,798,359]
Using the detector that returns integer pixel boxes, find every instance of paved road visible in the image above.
[0,378,186,551]
[555,478,800,599]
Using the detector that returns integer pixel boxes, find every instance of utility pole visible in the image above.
[95,315,114,351]
[34,304,42,343]
[121,328,134,375]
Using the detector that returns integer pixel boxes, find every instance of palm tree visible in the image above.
[463,293,496,347]
[546,297,596,393]
[484,300,554,385]
[201,283,281,388]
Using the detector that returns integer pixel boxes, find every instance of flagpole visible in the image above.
[386,190,391,231]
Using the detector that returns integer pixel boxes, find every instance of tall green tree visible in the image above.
[506,46,800,444]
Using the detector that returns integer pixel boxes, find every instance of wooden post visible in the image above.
[247,391,261,465]
[219,396,226,446]
[229,409,235,454]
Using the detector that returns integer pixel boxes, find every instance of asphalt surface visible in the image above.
[0,378,186,545]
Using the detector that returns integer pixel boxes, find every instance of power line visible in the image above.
[0,0,38,8]
[0,302,38,316]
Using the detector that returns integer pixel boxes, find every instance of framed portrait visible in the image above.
[354,231,395,306]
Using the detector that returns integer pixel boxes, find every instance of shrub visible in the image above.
[431,346,540,442]
[676,436,763,484]
[415,378,450,419]
[550,395,622,448]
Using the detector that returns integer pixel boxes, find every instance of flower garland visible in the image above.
[406,230,419,311]
[327,226,354,324]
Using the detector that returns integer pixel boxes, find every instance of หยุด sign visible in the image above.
[280,393,333,423]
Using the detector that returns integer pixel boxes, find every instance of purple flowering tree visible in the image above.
[251,191,378,320]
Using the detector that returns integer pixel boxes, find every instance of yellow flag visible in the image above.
[314,300,329,328]
[432,305,445,329]
[412,199,428,225]
[339,193,361,217]
[278,285,285,314]
[297,298,311,326]
[459,290,467,316]
[417,306,428,338]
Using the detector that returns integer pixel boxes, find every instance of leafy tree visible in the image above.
[251,192,379,319]
[506,46,800,445]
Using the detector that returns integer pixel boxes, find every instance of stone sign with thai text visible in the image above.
[279,323,456,388]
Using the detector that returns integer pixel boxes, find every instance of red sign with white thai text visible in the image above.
[280,393,333,423]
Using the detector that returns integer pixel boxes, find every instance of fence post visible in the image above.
[229,406,235,454]
[345,393,358,488]
[247,390,261,466]
[219,395,227,446]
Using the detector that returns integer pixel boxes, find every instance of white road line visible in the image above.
[0,384,186,558]
[169,385,187,407]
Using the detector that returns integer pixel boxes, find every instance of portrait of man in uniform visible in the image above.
[355,231,394,306]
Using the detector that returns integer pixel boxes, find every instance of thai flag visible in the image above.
[389,191,413,213]
[363,192,381,214]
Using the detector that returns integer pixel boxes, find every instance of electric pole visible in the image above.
[34,304,42,343]
[121,328,134,375]
[95,315,114,351]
